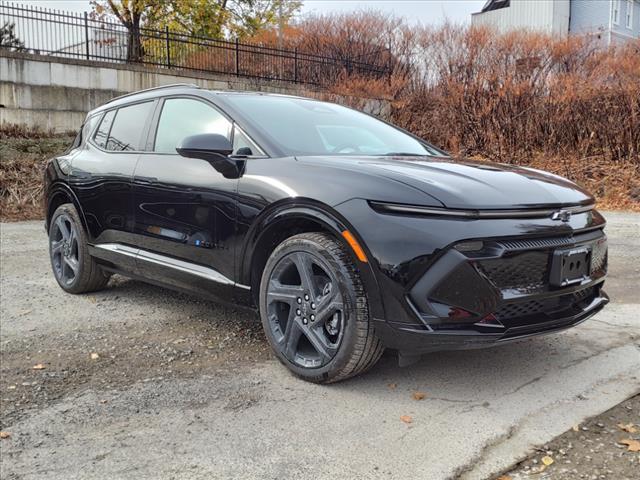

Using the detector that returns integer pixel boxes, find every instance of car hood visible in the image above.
[299,155,594,210]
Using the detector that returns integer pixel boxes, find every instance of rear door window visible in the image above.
[93,102,153,152]
[105,102,154,151]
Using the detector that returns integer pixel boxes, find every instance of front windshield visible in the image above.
[224,95,444,157]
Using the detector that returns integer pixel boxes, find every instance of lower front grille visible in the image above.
[590,237,608,274]
[494,299,546,320]
[478,251,548,293]
[495,286,596,326]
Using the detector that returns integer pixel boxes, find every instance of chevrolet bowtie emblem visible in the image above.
[551,210,572,222]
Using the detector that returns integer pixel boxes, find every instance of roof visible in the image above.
[88,84,309,116]
[480,0,511,13]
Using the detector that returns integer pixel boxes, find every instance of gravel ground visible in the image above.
[1,212,639,479]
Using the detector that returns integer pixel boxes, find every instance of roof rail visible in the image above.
[107,83,200,104]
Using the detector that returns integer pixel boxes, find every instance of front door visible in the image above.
[132,96,239,302]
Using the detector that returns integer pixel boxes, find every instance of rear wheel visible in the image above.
[49,203,110,294]
[259,232,383,383]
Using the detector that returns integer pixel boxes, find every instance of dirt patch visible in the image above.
[497,394,640,480]
[0,274,270,428]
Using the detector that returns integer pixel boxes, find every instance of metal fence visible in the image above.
[0,2,390,85]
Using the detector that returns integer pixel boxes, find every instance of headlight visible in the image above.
[368,201,594,220]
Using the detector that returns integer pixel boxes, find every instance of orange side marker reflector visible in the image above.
[341,230,368,263]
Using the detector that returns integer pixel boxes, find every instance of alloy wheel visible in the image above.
[50,213,80,286]
[266,251,345,368]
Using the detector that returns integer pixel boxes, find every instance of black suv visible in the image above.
[45,84,608,383]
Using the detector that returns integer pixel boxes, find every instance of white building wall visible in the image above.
[569,0,611,34]
[472,0,570,36]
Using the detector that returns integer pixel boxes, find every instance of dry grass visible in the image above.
[0,125,75,222]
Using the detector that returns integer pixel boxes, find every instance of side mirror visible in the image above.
[176,134,242,179]
[176,133,233,160]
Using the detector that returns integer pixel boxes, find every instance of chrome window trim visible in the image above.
[369,201,594,219]
[93,243,250,290]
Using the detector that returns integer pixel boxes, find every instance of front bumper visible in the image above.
[334,199,609,355]
[385,230,608,354]
[374,291,608,355]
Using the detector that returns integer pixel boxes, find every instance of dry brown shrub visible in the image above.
[523,154,640,212]
[182,11,414,86]
[1,125,74,221]
[392,24,640,164]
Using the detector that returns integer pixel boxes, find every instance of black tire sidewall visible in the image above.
[259,234,365,382]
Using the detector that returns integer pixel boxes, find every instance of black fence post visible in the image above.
[235,38,240,76]
[165,26,171,68]
[84,12,90,60]
[294,48,298,83]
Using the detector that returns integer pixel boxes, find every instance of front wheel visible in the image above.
[259,232,383,383]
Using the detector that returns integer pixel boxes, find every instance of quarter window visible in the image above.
[94,109,116,149]
[232,126,263,156]
[154,98,232,154]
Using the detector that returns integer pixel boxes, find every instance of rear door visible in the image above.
[70,100,155,271]
[131,96,241,300]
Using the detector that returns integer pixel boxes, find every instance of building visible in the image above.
[471,0,640,45]
[54,27,128,61]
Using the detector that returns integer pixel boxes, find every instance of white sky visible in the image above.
[14,0,486,26]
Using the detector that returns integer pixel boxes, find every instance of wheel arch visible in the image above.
[46,183,88,235]
[240,199,384,319]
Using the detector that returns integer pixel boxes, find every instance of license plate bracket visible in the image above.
[550,247,591,287]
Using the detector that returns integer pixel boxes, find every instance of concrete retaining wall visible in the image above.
[0,51,312,132]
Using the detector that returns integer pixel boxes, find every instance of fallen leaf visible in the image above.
[619,439,640,452]
[88,296,96,303]
[0,431,10,439]
[18,309,32,316]
[90,353,100,360]
[387,383,397,390]
[617,423,638,434]
[7,385,16,390]
[32,364,45,370]
[572,424,580,432]
[100,399,108,404]
[497,476,512,480]
[412,391,427,401]
[541,456,554,466]
[400,415,412,424]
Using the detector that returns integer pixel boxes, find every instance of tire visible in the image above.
[259,232,384,383]
[48,203,110,294]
